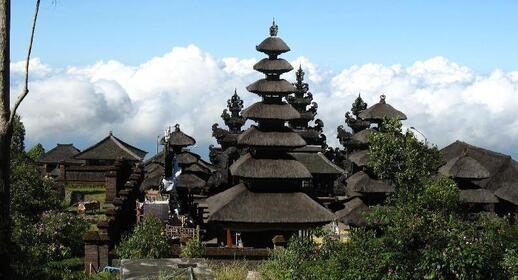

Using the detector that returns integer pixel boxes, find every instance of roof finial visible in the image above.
[109,130,113,136]
[380,94,386,104]
[296,64,305,84]
[174,123,180,131]
[270,18,278,36]
[233,88,238,96]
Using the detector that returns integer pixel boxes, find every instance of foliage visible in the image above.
[27,143,45,161]
[260,119,518,279]
[10,158,61,219]
[116,216,172,259]
[8,117,90,279]
[10,114,25,159]
[210,261,249,280]
[180,238,204,258]
[502,247,518,280]
[259,233,347,280]
[13,211,89,263]
[368,117,443,200]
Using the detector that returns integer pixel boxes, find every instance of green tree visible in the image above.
[27,143,45,161]
[116,216,173,259]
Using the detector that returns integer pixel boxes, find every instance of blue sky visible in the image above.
[9,1,518,159]
[12,1,518,73]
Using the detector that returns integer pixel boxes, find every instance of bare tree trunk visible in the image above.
[0,0,10,278]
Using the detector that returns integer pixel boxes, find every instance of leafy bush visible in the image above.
[259,119,518,279]
[27,143,45,161]
[14,210,89,264]
[10,159,61,219]
[116,216,172,259]
[180,238,204,258]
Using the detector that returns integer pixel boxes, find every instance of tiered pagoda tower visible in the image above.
[211,89,246,152]
[208,90,247,192]
[335,95,405,226]
[162,124,211,217]
[287,66,326,146]
[207,21,334,248]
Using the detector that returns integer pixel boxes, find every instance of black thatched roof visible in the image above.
[141,163,163,191]
[289,152,345,175]
[242,102,300,121]
[38,144,83,164]
[495,183,518,205]
[351,129,374,146]
[246,79,296,95]
[176,151,200,166]
[161,124,196,147]
[299,111,316,121]
[253,58,293,74]
[349,150,369,167]
[346,171,394,193]
[74,132,147,161]
[335,198,368,226]
[207,183,335,224]
[230,153,311,179]
[439,154,490,180]
[176,173,206,190]
[441,140,518,192]
[184,163,211,174]
[256,37,290,55]
[459,189,499,204]
[358,95,407,122]
[238,126,306,148]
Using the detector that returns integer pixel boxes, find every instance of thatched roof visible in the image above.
[38,144,83,164]
[494,183,518,205]
[141,163,163,191]
[175,151,200,165]
[207,183,335,224]
[230,153,311,179]
[459,189,499,204]
[346,171,394,193]
[351,129,374,146]
[242,102,300,121]
[441,140,518,192]
[335,198,368,226]
[74,132,147,161]
[161,124,196,147]
[238,126,306,148]
[358,95,407,122]
[176,173,206,189]
[299,111,316,121]
[256,37,290,55]
[349,150,369,167]
[246,79,296,95]
[291,145,323,153]
[289,152,345,175]
[184,163,211,174]
[253,58,293,74]
[439,155,490,180]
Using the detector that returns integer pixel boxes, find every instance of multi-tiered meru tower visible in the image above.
[207,21,334,248]
[287,66,326,146]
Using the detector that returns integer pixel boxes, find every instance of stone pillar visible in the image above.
[105,163,119,203]
[58,161,66,182]
[84,230,110,276]
[84,231,101,275]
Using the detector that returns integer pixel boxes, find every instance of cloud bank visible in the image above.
[10,46,518,159]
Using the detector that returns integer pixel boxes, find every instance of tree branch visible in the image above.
[8,0,40,126]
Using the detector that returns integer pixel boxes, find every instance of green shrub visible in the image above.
[180,239,204,258]
[116,216,172,259]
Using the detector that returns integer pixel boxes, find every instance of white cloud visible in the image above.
[10,49,518,159]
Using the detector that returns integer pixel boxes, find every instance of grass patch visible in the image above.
[210,261,249,280]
